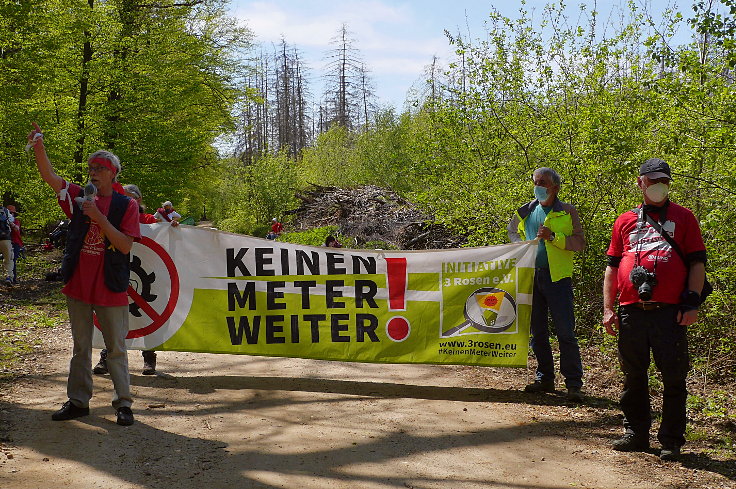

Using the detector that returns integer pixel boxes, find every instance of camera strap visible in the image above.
[637,208,687,265]
[633,205,669,272]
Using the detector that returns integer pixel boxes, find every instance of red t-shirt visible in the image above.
[10,216,23,246]
[58,181,141,306]
[140,212,158,224]
[272,221,283,234]
[607,202,705,305]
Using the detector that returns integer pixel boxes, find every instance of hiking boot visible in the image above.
[52,400,89,421]
[612,433,649,452]
[4,277,12,287]
[566,386,584,402]
[93,349,108,375]
[524,380,555,393]
[142,351,157,375]
[116,406,134,426]
[660,445,681,461]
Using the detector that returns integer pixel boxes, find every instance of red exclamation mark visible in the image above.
[386,257,407,310]
[385,257,410,342]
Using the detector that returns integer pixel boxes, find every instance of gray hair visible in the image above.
[88,150,122,182]
[533,167,561,186]
[123,184,142,201]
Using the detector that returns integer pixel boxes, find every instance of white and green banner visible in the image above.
[94,225,537,367]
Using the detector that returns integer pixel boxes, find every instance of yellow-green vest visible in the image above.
[515,200,576,282]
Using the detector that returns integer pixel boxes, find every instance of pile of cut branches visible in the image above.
[288,184,466,249]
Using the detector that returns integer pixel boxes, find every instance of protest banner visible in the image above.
[94,225,537,367]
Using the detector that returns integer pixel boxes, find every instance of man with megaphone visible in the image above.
[27,122,141,427]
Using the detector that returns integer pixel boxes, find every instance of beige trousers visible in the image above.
[0,239,13,280]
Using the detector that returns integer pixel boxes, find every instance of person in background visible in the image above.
[508,167,586,402]
[0,203,15,287]
[94,184,159,376]
[325,235,342,248]
[154,200,180,226]
[124,185,158,224]
[271,217,283,236]
[27,122,139,426]
[7,205,23,284]
[603,158,706,461]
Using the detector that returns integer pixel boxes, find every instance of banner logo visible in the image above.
[441,287,517,337]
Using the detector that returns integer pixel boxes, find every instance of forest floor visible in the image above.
[1,247,735,488]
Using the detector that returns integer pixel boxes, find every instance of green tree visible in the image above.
[0,0,253,226]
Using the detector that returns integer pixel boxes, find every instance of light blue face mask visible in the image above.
[534,185,549,202]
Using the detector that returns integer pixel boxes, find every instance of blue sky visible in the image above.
[228,1,697,109]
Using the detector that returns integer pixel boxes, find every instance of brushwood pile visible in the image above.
[289,184,466,250]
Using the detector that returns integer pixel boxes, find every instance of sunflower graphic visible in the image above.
[475,291,505,324]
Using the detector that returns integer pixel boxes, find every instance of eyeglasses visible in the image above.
[88,166,110,173]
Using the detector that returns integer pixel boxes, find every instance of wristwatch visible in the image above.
[548,232,556,241]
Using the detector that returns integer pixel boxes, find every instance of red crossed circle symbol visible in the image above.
[95,236,179,339]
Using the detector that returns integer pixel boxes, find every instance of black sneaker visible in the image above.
[612,433,650,452]
[52,400,90,421]
[141,351,157,375]
[93,350,108,375]
[660,445,681,461]
[566,386,584,402]
[524,380,555,393]
[116,407,134,426]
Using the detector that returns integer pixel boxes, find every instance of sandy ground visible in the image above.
[1,328,734,489]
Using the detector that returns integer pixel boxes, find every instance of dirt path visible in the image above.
[1,325,733,489]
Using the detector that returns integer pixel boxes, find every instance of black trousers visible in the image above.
[618,304,690,447]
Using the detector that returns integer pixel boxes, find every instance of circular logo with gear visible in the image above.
[94,237,179,339]
[126,237,179,338]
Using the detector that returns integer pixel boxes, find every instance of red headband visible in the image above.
[89,156,118,176]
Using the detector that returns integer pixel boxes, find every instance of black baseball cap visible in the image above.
[639,158,672,180]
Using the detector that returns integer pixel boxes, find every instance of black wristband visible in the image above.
[681,290,701,308]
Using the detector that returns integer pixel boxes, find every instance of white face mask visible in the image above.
[645,182,669,202]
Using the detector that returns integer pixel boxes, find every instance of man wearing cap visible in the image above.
[93,184,161,377]
[603,158,706,461]
[154,200,180,226]
[508,167,586,402]
[27,122,140,426]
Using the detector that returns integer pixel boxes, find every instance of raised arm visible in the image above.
[28,123,64,194]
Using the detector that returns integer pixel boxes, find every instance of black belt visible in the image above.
[628,302,670,311]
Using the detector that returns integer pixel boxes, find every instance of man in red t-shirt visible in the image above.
[93,183,162,377]
[271,217,283,235]
[603,158,706,461]
[28,122,140,426]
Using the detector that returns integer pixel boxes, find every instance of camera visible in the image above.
[630,266,657,301]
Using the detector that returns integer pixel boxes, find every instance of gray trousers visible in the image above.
[66,296,132,409]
